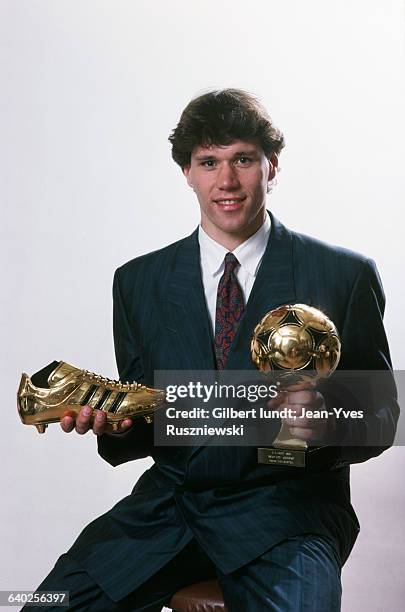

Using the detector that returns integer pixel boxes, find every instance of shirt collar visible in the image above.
[198,212,271,278]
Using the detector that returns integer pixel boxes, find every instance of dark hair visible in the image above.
[169,89,285,168]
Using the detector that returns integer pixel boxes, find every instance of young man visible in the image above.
[34,89,398,611]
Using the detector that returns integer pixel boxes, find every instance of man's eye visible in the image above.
[237,156,252,165]
[201,160,216,167]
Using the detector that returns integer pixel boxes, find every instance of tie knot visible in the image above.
[224,252,240,274]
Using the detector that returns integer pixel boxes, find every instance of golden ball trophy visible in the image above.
[251,304,341,467]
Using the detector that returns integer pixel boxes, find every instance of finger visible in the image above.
[283,416,311,428]
[267,390,287,409]
[75,405,93,434]
[288,426,314,440]
[285,390,323,407]
[282,404,306,418]
[60,415,75,432]
[118,418,133,431]
[105,418,134,435]
[283,380,316,392]
[92,410,107,435]
[283,405,329,423]
[289,422,328,440]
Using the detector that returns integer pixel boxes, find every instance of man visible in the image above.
[34,89,398,611]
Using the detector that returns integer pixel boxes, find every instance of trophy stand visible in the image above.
[258,422,309,467]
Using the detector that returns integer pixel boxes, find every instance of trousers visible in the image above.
[27,534,341,612]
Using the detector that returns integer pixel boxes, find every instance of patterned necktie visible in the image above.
[214,252,245,370]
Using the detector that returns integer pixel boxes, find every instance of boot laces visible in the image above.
[83,370,142,391]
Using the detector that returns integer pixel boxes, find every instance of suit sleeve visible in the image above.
[324,258,399,465]
[97,268,154,467]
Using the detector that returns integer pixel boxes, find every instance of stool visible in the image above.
[170,579,227,612]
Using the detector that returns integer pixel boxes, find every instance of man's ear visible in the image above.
[268,153,279,181]
[183,165,194,188]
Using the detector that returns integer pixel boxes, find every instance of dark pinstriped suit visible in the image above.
[65,212,398,602]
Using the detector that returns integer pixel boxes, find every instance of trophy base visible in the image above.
[258,446,334,468]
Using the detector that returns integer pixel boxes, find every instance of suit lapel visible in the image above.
[165,229,216,370]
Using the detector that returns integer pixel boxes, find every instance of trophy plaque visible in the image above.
[251,304,341,467]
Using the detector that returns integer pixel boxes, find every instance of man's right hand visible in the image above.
[60,406,133,436]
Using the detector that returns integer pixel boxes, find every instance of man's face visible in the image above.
[183,140,277,247]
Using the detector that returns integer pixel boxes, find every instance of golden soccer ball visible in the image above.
[251,304,341,384]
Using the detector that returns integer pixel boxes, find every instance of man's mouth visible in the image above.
[213,196,246,208]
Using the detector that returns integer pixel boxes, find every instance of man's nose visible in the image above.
[217,163,240,190]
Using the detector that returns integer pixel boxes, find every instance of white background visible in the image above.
[1,1,405,610]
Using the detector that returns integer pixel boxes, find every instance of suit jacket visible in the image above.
[67,213,399,601]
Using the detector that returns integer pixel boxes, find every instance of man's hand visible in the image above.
[267,382,330,443]
[60,406,133,436]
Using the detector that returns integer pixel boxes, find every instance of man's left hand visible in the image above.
[267,383,330,443]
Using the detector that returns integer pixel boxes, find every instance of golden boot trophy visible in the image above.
[17,360,165,433]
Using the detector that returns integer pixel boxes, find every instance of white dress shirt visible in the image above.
[198,214,271,335]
